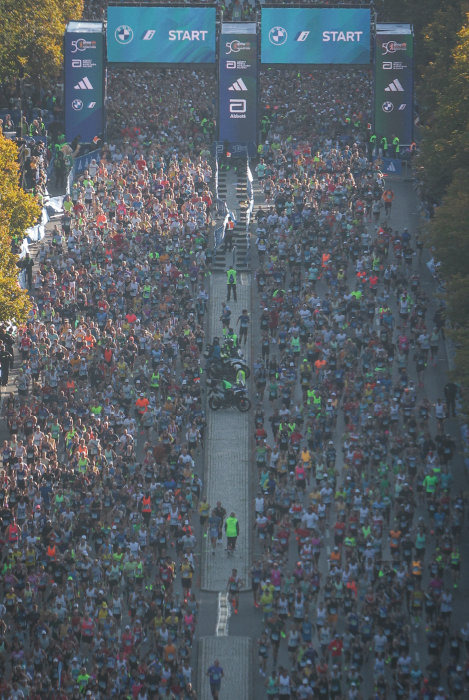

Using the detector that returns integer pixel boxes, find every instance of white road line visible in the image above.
[216,592,231,636]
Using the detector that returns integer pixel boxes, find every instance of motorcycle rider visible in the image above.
[225,327,238,348]
[236,367,246,387]
[221,378,234,401]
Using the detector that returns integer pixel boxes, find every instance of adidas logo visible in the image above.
[384,78,404,92]
[74,76,93,90]
[228,78,247,92]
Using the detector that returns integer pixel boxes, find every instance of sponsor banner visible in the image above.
[374,25,414,143]
[65,22,105,143]
[107,6,216,63]
[218,23,257,153]
[380,157,403,175]
[261,7,370,64]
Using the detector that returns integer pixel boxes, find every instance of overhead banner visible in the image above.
[374,24,414,144]
[107,6,216,63]
[65,22,105,143]
[218,23,258,154]
[261,7,370,64]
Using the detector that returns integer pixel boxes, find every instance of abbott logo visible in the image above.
[228,78,247,91]
[229,99,246,118]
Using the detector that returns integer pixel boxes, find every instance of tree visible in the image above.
[0,0,84,85]
[377,0,464,76]
[414,5,469,412]
[450,325,469,414]
[417,4,466,118]
[427,170,469,278]
[0,135,41,243]
[419,13,469,201]
[0,134,41,324]
[0,229,32,324]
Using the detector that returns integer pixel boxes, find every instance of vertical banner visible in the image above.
[218,23,258,154]
[374,24,414,145]
[65,22,105,143]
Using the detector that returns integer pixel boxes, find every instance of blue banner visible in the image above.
[107,6,216,63]
[374,25,414,144]
[261,8,370,64]
[381,157,403,175]
[218,23,258,154]
[65,22,105,143]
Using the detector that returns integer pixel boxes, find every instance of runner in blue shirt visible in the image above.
[207,659,224,698]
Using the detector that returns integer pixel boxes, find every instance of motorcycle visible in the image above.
[204,346,250,380]
[207,379,251,412]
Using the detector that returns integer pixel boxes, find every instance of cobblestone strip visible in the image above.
[198,636,252,700]
[201,271,251,591]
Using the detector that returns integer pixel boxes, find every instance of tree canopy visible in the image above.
[379,1,469,408]
[0,134,40,324]
[0,136,42,243]
[411,3,469,410]
[0,0,84,85]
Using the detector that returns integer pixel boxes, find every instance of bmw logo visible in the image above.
[269,26,288,46]
[382,101,394,112]
[115,25,134,44]
[72,99,83,111]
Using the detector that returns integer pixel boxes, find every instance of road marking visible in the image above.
[240,273,247,285]
[216,592,231,636]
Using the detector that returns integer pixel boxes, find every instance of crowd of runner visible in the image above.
[0,64,218,698]
[82,0,257,22]
[0,26,467,700]
[237,69,467,698]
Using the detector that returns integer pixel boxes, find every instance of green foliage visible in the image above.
[428,172,469,281]
[421,13,469,202]
[378,0,464,72]
[0,0,84,84]
[446,275,469,328]
[416,5,469,411]
[450,325,469,413]
[0,134,36,324]
[0,135,41,242]
[418,5,466,114]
